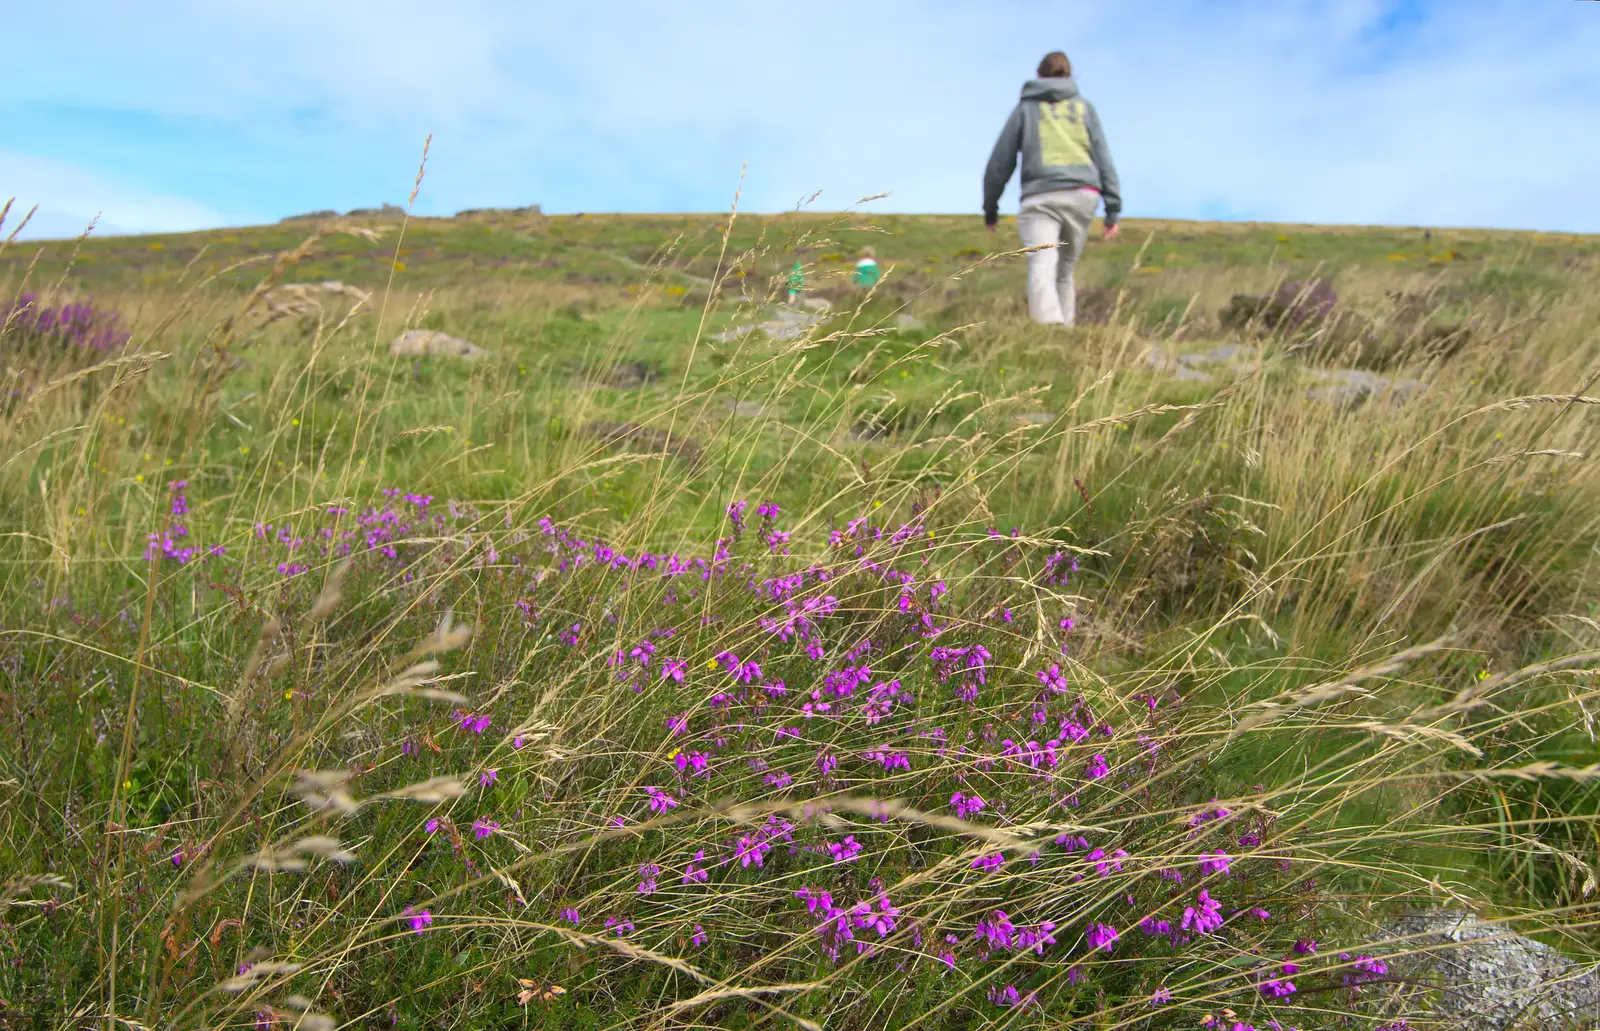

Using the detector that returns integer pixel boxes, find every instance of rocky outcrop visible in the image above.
[1380,911,1600,1030]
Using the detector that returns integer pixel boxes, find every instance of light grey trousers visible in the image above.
[1017,188,1100,325]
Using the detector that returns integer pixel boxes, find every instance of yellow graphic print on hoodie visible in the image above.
[1038,99,1092,168]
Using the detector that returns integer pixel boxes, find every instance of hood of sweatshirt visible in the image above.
[1020,77,1080,103]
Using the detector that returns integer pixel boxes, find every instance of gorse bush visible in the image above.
[2,200,1599,1031]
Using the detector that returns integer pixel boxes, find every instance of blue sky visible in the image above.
[4,0,1598,239]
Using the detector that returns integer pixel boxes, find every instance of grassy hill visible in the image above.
[2,205,1598,1030]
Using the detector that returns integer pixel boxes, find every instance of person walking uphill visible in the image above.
[983,51,1122,326]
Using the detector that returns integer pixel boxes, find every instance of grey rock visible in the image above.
[714,305,829,343]
[1306,368,1422,409]
[347,203,407,217]
[1380,911,1600,1030]
[454,205,541,217]
[1140,346,1220,382]
[389,329,489,360]
[605,361,658,389]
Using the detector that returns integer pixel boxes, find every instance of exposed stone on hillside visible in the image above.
[389,329,488,360]
[1379,911,1600,1031]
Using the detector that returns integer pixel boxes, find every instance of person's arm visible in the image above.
[982,105,1024,227]
[1085,102,1121,230]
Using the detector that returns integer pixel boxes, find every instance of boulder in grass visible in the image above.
[389,329,488,360]
[1379,911,1600,1031]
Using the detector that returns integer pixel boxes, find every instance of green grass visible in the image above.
[2,203,1599,1030]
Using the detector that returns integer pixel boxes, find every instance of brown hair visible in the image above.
[1037,51,1072,78]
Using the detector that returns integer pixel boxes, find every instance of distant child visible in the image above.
[785,262,808,305]
[852,247,881,289]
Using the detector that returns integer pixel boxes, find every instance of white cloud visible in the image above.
[0,151,243,239]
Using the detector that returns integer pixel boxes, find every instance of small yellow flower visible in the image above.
[292,418,300,426]
[134,474,144,483]
[707,659,720,670]
[284,689,294,700]
[1477,669,1490,681]
[122,780,132,790]
[394,261,407,272]
[872,500,882,508]
[240,446,250,454]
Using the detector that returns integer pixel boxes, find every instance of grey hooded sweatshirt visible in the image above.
[983,77,1121,227]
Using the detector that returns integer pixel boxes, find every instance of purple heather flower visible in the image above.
[637,863,660,894]
[559,906,580,925]
[471,818,499,839]
[425,818,440,833]
[667,712,689,736]
[971,852,1005,872]
[1181,889,1224,935]
[662,658,686,682]
[1090,847,1127,877]
[827,835,863,863]
[1294,938,1318,954]
[405,907,433,934]
[1084,922,1119,952]
[734,835,771,869]
[1037,664,1069,694]
[1340,953,1390,988]
[644,786,679,813]
[479,768,498,788]
[171,847,183,868]
[1085,754,1110,779]
[951,791,986,820]
[987,984,1021,1008]
[1198,851,1232,876]
[691,924,708,947]
[674,751,710,776]
[682,849,709,884]
[1148,986,1172,1007]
